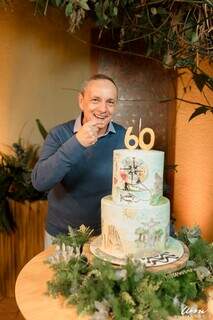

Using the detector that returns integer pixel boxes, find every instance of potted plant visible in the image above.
[0,139,46,231]
[0,137,47,297]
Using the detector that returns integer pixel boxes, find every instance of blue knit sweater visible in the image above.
[31,120,126,236]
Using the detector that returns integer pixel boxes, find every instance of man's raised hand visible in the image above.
[76,119,104,147]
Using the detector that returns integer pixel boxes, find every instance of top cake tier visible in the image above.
[112,149,164,205]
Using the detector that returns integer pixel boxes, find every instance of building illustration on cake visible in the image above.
[90,133,186,268]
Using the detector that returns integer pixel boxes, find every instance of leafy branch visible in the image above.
[2,1,212,120]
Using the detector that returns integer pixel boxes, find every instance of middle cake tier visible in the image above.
[101,195,170,259]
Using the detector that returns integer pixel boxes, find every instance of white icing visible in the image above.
[99,148,171,259]
[112,149,164,204]
[101,195,170,258]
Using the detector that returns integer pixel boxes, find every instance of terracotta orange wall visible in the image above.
[174,61,213,241]
[0,1,90,150]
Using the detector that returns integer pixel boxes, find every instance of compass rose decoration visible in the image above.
[120,157,148,191]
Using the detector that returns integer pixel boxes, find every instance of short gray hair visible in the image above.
[80,74,118,94]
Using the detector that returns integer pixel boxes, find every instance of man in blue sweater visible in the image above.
[31,74,126,246]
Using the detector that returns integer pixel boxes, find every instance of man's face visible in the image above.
[78,79,117,135]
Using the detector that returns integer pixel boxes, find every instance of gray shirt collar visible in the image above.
[73,113,116,135]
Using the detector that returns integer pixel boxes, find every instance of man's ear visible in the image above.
[78,92,84,111]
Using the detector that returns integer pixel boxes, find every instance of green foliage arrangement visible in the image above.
[0,138,46,233]
[46,226,213,320]
[27,0,213,120]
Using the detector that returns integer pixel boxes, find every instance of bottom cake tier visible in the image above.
[100,195,170,258]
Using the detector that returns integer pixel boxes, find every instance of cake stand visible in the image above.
[90,236,189,273]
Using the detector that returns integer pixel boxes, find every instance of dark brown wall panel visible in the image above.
[91,39,177,203]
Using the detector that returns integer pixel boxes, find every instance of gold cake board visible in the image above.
[88,236,189,273]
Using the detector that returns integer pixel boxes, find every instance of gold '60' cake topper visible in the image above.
[124,118,155,150]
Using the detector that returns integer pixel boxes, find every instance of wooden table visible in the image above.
[15,246,212,320]
[15,245,89,320]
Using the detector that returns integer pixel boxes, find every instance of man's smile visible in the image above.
[94,113,108,120]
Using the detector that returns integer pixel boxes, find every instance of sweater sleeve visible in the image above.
[31,127,86,192]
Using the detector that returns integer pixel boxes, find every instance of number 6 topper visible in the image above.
[124,127,155,150]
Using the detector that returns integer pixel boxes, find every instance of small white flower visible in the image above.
[79,224,87,233]
[75,247,80,257]
[47,256,55,264]
[131,258,146,273]
[195,266,211,281]
[91,310,109,320]
[55,252,60,262]
[115,269,127,280]
[91,299,110,320]
[62,243,66,252]
[62,251,67,261]
[173,295,180,307]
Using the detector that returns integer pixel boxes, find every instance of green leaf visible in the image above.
[175,58,195,69]
[55,0,62,6]
[191,32,199,43]
[151,7,157,15]
[157,7,168,15]
[36,119,48,140]
[65,2,73,16]
[184,21,195,41]
[79,0,90,11]
[113,6,118,16]
[205,0,213,7]
[193,73,209,91]
[188,106,211,121]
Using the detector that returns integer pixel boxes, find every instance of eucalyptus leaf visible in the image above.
[113,6,118,16]
[205,0,213,7]
[157,7,168,15]
[186,260,196,267]
[65,2,73,17]
[195,266,211,281]
[151,7,157,15]
[191,32,199,43]
[55,0,62,6]
[79,0,90,11]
